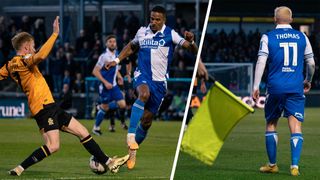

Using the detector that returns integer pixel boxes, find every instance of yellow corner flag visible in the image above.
[181,81,254,165]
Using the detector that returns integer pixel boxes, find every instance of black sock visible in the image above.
[110,111,115,126]
[20,145,51,170]
[81,135,109,164]
[119,109,126,123]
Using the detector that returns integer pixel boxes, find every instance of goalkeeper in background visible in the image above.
[0,16,128,176]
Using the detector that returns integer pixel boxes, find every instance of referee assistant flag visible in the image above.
[181,81,254,165]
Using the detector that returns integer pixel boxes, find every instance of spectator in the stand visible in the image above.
[59,83,73,110]
[64,42,75,54]
[33,18,46,47]
[117,28,130,50]
[92,33,103,53]
[88,16,101,37]
[113,12,126,35]
[174,16,188,34]
[126,12,140,39]
[63,70,71,87]
[51,50,65,92]
[78,41,91,58]
[75,29,90,53]
[0,39,5,65]
[173,60,190,91]
[20,16,32,32]
[64,52,76,76]
[73,72,85,93]
[87,50,100,77]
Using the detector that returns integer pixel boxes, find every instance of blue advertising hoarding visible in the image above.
[0,99,29,118]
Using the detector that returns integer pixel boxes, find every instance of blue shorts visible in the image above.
[133,75,167,114]
[99,85,124,104]
[264,93,305,122]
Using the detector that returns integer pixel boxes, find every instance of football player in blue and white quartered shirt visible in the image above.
[106,6,199,169]
[253,6,315,176]
[92,35,127,136]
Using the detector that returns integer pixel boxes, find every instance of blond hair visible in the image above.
[274,6,293,24]
[11,32,34,51]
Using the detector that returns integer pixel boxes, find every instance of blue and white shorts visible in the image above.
[264,93,305,122]
[99,85,124,104]
[133,75,167,114]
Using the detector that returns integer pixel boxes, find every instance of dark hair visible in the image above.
[106,34,116,42]
[151,6,166,16]
[11,32,34,51]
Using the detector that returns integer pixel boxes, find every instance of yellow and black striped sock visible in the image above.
[81,135,109,164]
[20,145,51,170]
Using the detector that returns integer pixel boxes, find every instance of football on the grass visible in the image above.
[89,156,107,174]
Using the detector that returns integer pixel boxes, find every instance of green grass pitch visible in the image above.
[0,119,181,179]
[174,108,320,180]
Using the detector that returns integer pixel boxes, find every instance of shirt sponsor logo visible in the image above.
[140,39,166,48]
[282,67,295,72]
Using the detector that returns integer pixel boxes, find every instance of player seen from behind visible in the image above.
[253,6,315,176]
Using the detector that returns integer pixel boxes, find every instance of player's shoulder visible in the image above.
[136,26,148,34]
[10,55,29,66]
[99,51,108,58]
[164,26,174,34]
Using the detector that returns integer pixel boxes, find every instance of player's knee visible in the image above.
[141,119,152,130]
[119,104,126,109]
[100,104,109,111]
[139,92,150,102]
[119,102,126,109]
[47,142,60,153]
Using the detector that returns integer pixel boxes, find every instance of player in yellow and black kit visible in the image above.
[0,16,128,176]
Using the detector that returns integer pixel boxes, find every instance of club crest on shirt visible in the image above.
[294,112,303,119]
[48,118,54,125]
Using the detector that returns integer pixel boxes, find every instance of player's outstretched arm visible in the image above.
[181,31,198,54]
[30,16,59,65]
[105,42,138,70]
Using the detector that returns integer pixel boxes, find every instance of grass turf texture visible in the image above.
[0,119,180,180]
[175,108,320,180]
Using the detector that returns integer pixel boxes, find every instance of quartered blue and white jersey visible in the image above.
[258,24,314,94]
[132,25,186,82]
[95,48,119,87]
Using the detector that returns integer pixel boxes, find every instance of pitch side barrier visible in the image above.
[1,82,319,119]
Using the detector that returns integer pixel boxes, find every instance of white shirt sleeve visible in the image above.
[303,33,314,59]
[253,56,267,90]
[171,30,186,46]
[258,34,269,57]
[95,54,105,67]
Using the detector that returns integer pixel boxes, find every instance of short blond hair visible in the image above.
[11,32,34,51]
[274,6,292,24]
